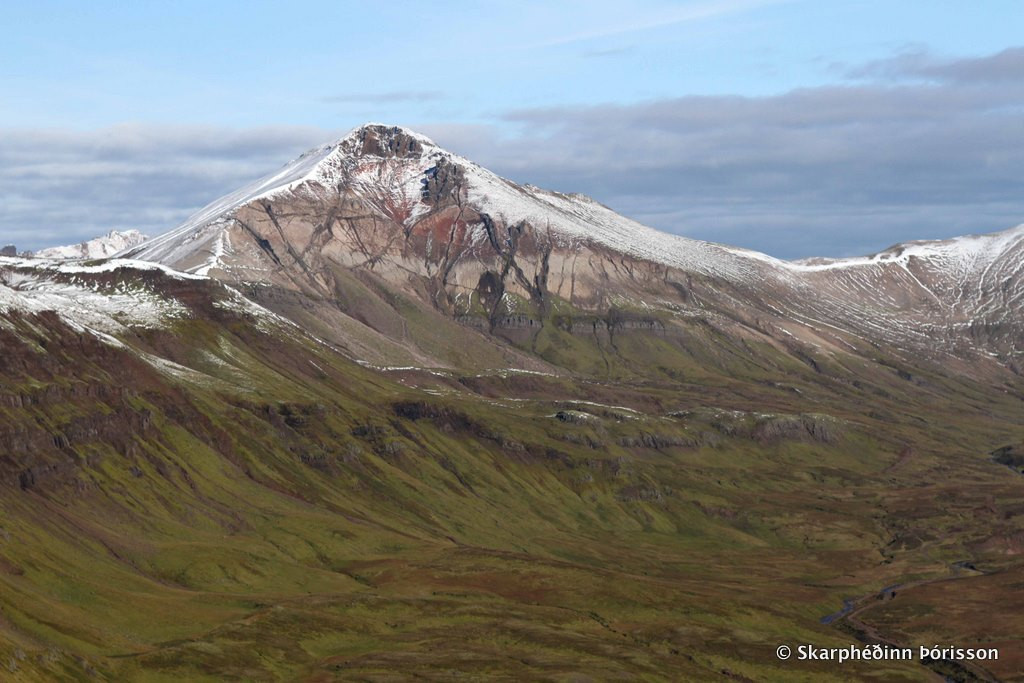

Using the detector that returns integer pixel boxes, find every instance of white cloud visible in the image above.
[0,124,334,251]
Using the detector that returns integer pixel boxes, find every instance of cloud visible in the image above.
[321,91,445,104]
[848,46,1024,84]
[582,45,635,58]
[0,124,334,251]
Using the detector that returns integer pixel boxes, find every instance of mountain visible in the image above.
[123,124,1024,367]
[2,124,1023,680]
[35,229,149,260]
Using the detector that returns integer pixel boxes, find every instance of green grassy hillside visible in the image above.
[1,272,1023,681]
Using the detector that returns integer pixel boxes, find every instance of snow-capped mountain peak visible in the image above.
[35,229,149,260]
[337,123,440,158]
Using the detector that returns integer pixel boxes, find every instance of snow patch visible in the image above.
[0,258,191,340]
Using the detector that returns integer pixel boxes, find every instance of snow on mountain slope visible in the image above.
[0,255,310,352]
[0,256,192,339]
[123,125,440,269]
[460,165,772,282]
[127,146,339,268]
[35,230,149,260]
[790,224,1024,276]
[789,224,1024,317]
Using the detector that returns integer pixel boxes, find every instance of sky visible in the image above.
[2,0,1022,258]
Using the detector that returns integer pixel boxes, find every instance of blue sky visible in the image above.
[3,1,1023,257]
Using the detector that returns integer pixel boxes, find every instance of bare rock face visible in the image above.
[0,245,16,257]
[992,444,1024,474]
[348,124,426,158]
[122,123,1024,370]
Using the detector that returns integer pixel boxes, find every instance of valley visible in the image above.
[1,124,1022,681]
